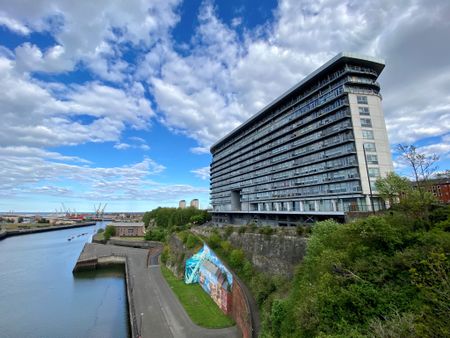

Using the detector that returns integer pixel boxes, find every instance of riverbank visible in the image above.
[0,222,96,241]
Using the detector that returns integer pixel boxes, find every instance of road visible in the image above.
[77,243,240,338]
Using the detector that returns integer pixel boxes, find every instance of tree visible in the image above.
[103,225,116,241]
[375,172,411,207]
[396,144,439,197]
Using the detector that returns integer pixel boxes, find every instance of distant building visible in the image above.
[179,200,186,209]
[112,222,145,237]
[411,178,450,204]
[190,199,200,209]
[210,52,394,226]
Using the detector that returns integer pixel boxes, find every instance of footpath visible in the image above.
[74,243,241,338]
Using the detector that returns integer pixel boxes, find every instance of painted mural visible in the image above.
[185,244,233,313]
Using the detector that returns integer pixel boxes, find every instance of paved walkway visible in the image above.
[76,243,240,338]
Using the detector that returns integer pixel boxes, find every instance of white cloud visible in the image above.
[141,0,450,162]
[0,148,206,202]
[191,166,210,180]
[0,56,154,148]
[114,143,131,150]
[0,12,30,35]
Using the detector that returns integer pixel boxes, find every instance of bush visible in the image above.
[238,226,246,234]
[185,234,201,249]
[229,249,245,270]
[97,228,104,234]
[145,228,166,242]
[160,245,169,264]
[103,225,116,241]
[208,233,222,249]
[224,226,234,238]
[258,226,275,236]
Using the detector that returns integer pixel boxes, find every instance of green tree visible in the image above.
[103,225,116,241]
[375,172,411,207]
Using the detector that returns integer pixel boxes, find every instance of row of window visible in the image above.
[213,65,378,157]
[211,136,356,187]
[212,105,351,174]
[212,118,353,180]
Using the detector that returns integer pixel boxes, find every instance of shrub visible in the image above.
[258,226,275,236]
[145,228,166,242]
[97,228,104,234]
[238,226,246,234]
[224,226,234,238]
[208,233,222,249]
[229,249,245,270]
[103,225,116,241]
[185,234,201,249]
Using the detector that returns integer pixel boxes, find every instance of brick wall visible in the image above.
[231,279,253,338]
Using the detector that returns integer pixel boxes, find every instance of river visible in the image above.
[0,222,129,338]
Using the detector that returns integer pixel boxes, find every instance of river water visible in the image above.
[0,222,129,338]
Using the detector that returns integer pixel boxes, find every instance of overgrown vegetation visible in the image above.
[142,207,210,228]
[264,207,450,337]
[103,225,116,241]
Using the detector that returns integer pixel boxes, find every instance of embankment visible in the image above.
[0,222,96,241]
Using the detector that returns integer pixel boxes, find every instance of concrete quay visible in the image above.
[73,243,240,338]
[0,222,96,241]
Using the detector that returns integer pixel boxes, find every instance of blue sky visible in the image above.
[0,0,449,212]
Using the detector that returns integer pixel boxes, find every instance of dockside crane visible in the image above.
[100,203,107,220]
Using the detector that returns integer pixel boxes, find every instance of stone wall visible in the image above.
[166,234,197,278]
[228,232,307,277]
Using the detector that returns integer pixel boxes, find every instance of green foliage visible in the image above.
[103,225,116,240]
[258,226,275,236]
[229,249,245,269]
[375,172,411,206]
[96,228,104,233]
[185,234,201,249]
[208,233,222,249]
[267,214,450,337]
[160,245,169,264]
[144,227,166,242]
[224,226,234,238]
[143,207,210,229]
[238,226,246,234]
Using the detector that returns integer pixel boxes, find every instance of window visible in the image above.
[362,130,374,139]
[357,95,368,104]
[366,154,378,164]
[363,142,377,152]
[358,107,370,115]
[368,167,380,178]
[361,118,372,127]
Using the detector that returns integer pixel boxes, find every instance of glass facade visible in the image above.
[210,54,390,225]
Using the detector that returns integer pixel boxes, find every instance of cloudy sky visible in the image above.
[0,0,449,212]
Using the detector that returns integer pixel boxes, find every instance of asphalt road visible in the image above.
[77,243,240,338]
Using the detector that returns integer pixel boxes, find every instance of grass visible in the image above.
[161,265,235,328]
[110,236,146,241]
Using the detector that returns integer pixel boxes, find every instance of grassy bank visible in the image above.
[160,265,234,328]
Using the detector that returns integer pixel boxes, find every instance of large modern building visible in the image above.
[210,52,394,226]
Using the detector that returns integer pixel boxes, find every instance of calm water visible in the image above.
[0,222,129,338]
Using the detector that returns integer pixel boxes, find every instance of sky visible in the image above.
[0,0,449,212]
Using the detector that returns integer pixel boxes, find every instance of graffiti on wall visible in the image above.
[185,244,233,313]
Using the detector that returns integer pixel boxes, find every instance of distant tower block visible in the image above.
[179,200,186,209]
[190,199,199,209]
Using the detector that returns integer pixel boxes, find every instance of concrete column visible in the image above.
[332,199,337,212]
[299,201,304,212]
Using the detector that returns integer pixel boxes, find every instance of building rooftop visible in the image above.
[110,222,144,227]
[210,52,385,152]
